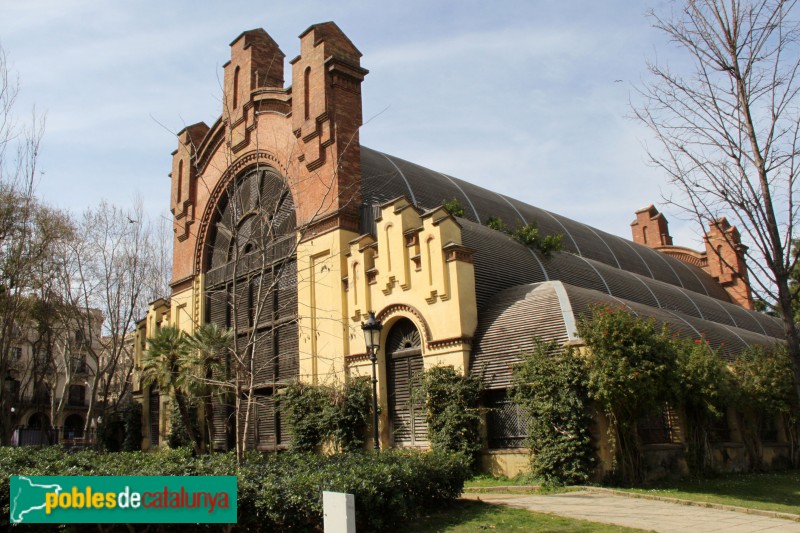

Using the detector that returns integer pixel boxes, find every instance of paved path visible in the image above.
[463,491,800,532]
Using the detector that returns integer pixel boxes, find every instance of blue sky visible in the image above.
[1,0,700,245]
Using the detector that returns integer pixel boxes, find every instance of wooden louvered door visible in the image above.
[149,388,160,447]
[386,318,427,447]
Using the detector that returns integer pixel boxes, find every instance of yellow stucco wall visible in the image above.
[304,197,481,449]
[297,228,360,385]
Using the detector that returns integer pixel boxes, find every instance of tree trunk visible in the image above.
[174,391,201,455]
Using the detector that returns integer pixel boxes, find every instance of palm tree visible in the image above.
[140,326,201,454]
[183,323,233,452]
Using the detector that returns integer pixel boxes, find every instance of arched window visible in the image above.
[304,66,311,120]
[204,168,298,452]
[176,160,183,203]
[233,66,240,110]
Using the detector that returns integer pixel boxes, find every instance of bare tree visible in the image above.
[55,199,171,432]
[0,44,61,444]
[635,0,800,402]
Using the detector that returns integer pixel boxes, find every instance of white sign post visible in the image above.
[323,491,356,533]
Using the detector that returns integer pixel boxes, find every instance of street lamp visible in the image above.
[361,312,383,450]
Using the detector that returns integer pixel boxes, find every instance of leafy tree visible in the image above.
[675,340,734,474]
[579,306,679,483]
[635,0,800,406]
[731,344,798,467]
[183,323,233,451]
[140,326,201,454]
[512,340,595,485]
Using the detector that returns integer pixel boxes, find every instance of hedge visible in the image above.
[0,447,469,531]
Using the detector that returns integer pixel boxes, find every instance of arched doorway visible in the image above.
[28,412,49,429]
[386,318,428,446]
[64,414,84,438]
[204,166,298,451]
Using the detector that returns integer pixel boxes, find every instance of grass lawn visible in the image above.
[409,499,644,532]
[465,474,540,488]
[616,470,800,515]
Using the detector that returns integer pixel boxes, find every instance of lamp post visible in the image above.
[361,312,383,450]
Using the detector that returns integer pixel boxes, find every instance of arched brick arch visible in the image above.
[194,150,293,275]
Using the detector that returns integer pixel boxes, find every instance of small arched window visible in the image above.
[233,66,240,110]
[176,160,183,203]
[304,66,311,120]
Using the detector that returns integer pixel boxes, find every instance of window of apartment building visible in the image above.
[485,389,529,449]
[8,378,19,401]
[68,385,86,406]
[71,355,87,374]
[35,349,51,368]
[11,347,21,361]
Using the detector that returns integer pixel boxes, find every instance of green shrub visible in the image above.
[486,216,508,233]
[731,344,798,468]
[483,216,563,256]
[0,447,469,531]
[442,198,465,218]
[167,398,199,449]
[416,366,482,470]
[282,377,372,453]
[97,409,125,452]
[579,306,679,484]
[122,400,143,452]
[512,340,595,485]
[510,222,563,256]
[675,339,734,474]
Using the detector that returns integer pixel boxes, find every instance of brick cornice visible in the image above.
[298,212,360,243]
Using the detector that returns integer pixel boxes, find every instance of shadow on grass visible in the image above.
[614,470,800,514]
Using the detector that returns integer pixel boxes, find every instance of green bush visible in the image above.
[122,400,143,452]
[167,398,201,450]
[442,198,465,218]
[282,377,372,453]
[483,216,563,256]
[579,306,679,484]
[675,340,734,474]
[416,366,482,470]
[512,340,595,485]
[0,447,469,531]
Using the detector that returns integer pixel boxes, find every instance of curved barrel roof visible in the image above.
[360,147,730,302]
[460,221,782,338]
[471,281,783,390]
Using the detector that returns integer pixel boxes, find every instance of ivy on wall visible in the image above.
[512,340,595,485]
[512,306,797,485]
[282,377,372,453]
[416,366,482,470]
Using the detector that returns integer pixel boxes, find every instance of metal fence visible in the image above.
[11,426,98,451]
